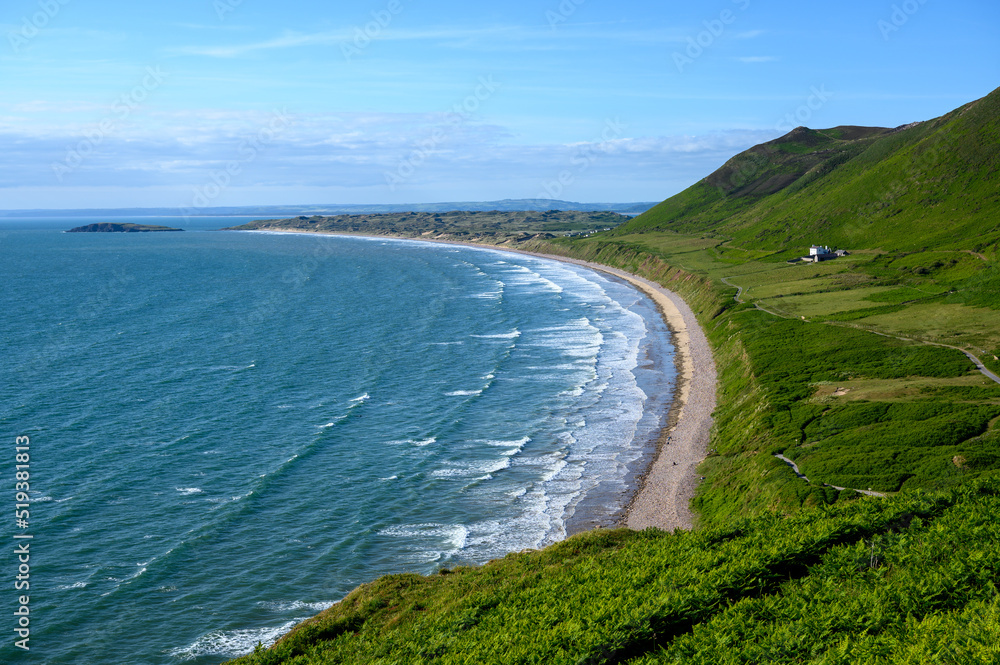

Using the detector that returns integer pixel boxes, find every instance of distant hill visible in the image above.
[619,86,1000,256]
[66,222,183,233]
[224,210,627,243]
[3,200,659,218]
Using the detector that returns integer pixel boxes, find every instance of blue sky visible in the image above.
[1,0,997,209]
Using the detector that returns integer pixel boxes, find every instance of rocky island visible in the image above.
[67,222,184,233]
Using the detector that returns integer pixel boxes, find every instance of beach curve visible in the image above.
[505,250,717,531]
[239,228,717,532]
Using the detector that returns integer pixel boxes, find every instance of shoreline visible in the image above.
[241,229,717,531]
[489,248,717,531]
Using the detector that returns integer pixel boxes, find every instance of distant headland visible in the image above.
[66,223,184,233]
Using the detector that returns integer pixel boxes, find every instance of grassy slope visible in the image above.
[231,481,1000,665]
[623,87,1000,257]
[524,237,1000,520]
[224,89,1000,663]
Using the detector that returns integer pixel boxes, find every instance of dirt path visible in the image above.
[722,274,1000,387]
[773,454,886,497]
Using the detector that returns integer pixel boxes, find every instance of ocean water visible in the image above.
[0,217,674,664]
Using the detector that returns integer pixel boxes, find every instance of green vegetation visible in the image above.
[224,210,629,242]
[66,222,183,232]
[522,237,1000,524]
[224,88,1000,663]
[230,481,1000,664]
[622,88,1000,258]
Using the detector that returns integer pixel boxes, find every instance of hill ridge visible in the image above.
[620,86,1000,258]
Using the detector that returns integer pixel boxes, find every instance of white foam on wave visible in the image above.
[432,457,511,479]
[481,435,530,447]
[169,621,299,660]
[471,329,520,340]
[57,581,88,591]
[350,393,369,403]
[445,389,482,397]
[176,488,203,495]
[471,284,504,300]
[258,600,335,613]
[384,437,436,447]
[499,264,564,294]
[378,523,469,561]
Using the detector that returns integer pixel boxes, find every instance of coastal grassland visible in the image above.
[229,481,1000,664]
[227,210,1000,522]
[518,231,1000,526]
[223,229,1000,663]
[810,374,1000,404]
[224,88,1000,663]
[224,210,629,242]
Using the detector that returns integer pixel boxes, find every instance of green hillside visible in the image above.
[621,86,1000,257]
[232,481,1000,665]
[223,89,1000,664]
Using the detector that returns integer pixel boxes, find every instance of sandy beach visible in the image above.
[507,251,717,532]
[245,229,717,532]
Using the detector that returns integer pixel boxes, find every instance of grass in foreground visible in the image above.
[228,481,1000,664]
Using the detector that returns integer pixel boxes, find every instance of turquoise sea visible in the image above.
[0,217,674,664]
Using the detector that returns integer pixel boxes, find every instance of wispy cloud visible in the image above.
[171,30,346,58]
[170,24,687,58]
[0,110,778,198]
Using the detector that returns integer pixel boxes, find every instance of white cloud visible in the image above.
[170,24,688,58]
[0,109,779,208]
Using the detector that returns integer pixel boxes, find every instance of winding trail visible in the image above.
[826,322,1000,387]
[726,270,998,495]
[773,454,886,497]
[722,274,1000,386]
